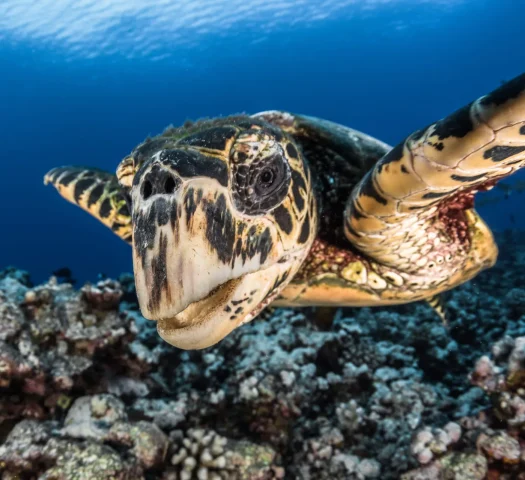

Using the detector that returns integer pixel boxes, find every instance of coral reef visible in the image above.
[403,333,525,478]
[0,229,525,479]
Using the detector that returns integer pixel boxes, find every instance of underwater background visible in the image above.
[1,0,525,284]
[3,1,525,479]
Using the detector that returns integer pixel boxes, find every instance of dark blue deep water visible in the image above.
[1,0,524,284]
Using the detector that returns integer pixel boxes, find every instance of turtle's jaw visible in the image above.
[154,259,294,350]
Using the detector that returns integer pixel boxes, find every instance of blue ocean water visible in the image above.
[1,0,524,285]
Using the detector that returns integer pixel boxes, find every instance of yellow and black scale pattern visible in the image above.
[44,166,132,242]
[128,120,314,244]
[341,73,525,301]
[225,123,318,319]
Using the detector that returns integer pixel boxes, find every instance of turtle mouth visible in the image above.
[155,260,293,350]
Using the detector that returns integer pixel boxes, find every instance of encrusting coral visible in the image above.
[402,333,525,478]
[0,229,525,479]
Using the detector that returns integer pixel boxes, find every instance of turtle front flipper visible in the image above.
[344,73,525,298]
[44,166,132,243]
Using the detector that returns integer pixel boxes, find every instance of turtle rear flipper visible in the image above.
[426,294,449,325]
[44,166,132,243]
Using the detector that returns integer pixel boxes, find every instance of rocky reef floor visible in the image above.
[1,229,525,479]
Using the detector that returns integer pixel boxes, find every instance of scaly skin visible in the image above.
[43,73,525,349]
[43,166,132,242]
[341,74,525,301]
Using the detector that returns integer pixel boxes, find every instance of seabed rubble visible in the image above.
[0,230,525,479]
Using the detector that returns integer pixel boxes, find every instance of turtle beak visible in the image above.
[130,155,291,349]
[156,262,293,350]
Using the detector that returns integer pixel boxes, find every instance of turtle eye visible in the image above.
[232,152,291,215]
[253,157,286,198]
[258,168,274,186]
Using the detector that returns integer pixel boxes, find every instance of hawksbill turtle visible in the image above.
[45,73,525,350]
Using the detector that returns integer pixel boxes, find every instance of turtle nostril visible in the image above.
[164,176,176,194]
[142,180,153,200]
[141,169,180,199]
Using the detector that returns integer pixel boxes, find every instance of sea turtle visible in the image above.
[45,73,525,350]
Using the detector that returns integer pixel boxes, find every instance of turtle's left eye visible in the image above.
[232,152,291,215]
[258,168,274,186]
[252,155,287,198]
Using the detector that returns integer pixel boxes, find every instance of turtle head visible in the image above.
[117,119,316,349]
